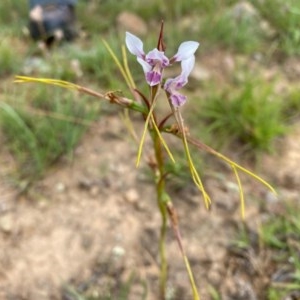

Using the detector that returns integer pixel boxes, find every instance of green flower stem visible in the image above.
[158,193,167,299]
[147,87,169,298]
[152,125,168,299]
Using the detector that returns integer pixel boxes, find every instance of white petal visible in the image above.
[125,32,145,58]
[137,57,152,73]
[173,41,199,61]
[181,56,195,79]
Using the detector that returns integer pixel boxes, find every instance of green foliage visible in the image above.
[23,49,80,82]
[76,0,257,55]
[199,9,265,53]
[232,223,252,249]
[261,207,300,250]
[76,0,222,32]
[208,285,221,300]
[0,0,27,27]
[252,0,300,55]
[67,35,142,90]
[0,86,100,180]
[260,204,300,298]
[164,148,204,192]
[232,203,300,299]
[198,79,286,154]
[267,289,287,300]
[0,34,26,76]
[282,87,300,122]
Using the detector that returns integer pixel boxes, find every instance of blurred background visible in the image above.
[0,0,300,299]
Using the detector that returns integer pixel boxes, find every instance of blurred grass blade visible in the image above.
[103,39,132,89]
[167,201,200,300]
[232,165,245,219]
[174,109,211,208]
[176,133,277,196]
[15,76,80,90]
[122,44,135,88]
[136,98,175,167]
[0,101,42,172]
[183,255,200,300]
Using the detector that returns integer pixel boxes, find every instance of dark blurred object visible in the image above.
[29,0,78,47]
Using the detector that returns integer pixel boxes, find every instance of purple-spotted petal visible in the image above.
[146,49,169,67]
[164,70,191,107]
[146,70,162,86]
[164,77,188,107]
[170,92,187,107]
[125,32,145,58]
[164,74,187,92]
[173,41,200,62]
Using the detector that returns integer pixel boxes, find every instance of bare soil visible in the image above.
[0,112,299,299]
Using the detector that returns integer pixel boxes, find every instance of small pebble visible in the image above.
[124,189,139,204]
[112,246,125,257]
[55,182,66,193]
[0,215,14,233]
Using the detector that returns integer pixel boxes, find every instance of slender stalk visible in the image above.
[153,128,168,299]
[167,202,200,300]
[148,91,168,298]
[158,193,167,299]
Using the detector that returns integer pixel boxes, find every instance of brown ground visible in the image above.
[1,54,300,300]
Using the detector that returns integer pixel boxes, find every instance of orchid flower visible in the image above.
[164,55,196,107]
[125,32,169,86]
[125,32,199,88]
